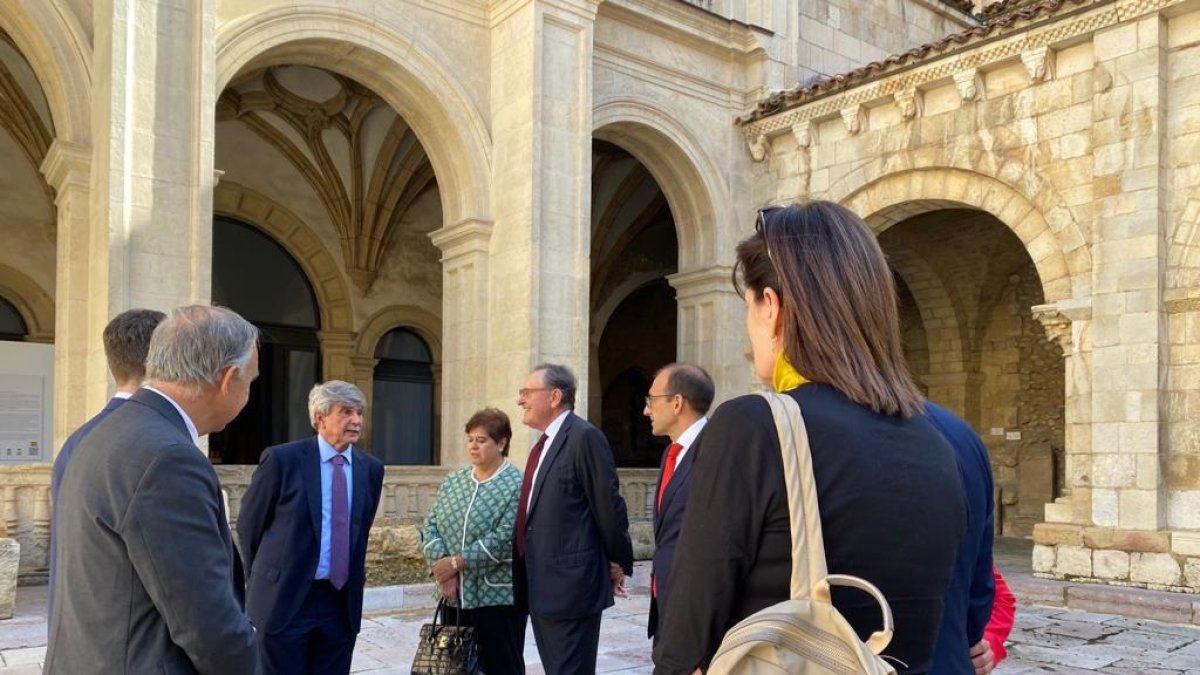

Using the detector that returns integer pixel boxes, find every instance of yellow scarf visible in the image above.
[771,350,809,393]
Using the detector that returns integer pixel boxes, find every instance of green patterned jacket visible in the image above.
[421,461,522,609]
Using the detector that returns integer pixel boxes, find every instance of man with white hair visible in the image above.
[238,380,385,675]
[46,305,261,674]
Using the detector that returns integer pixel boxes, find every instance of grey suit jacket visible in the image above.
[45,388,259,675]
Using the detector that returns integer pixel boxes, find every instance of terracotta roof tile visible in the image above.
[736,0,1093,125]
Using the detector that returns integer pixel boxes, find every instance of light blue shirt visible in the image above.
[314,435,354,580]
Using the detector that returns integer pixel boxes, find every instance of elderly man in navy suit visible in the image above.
[48,308,165,617]
[514,363,633,675]
[642,363,713,643]
[238,380,385,675]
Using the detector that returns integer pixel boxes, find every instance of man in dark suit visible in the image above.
[643,363,713,642]
[238,380,385,675]
[46,305,260,674]
[48,308,165,617]
[514,363,633,674]
[927,401,996,675]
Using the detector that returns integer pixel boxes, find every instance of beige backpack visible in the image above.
[708,392,899,675]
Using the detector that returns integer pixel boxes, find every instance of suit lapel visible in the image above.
[303,438,322,541]
[350,447,368,546]
[528,413,573,517]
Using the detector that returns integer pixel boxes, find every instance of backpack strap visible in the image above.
[758,391,895,655]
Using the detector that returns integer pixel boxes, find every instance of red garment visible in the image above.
[984,566,1016,664]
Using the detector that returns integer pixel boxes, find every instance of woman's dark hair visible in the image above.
[465,408,513,456]
[734,201,923,417]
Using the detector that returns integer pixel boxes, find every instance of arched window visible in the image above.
[0,296,27,341]
[209,217,321,464]
[372,328,434,464]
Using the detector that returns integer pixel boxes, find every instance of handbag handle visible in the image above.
[758,392,894,655]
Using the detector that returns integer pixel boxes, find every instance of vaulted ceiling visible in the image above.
[217,65,437,292]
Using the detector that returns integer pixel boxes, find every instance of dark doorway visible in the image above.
[209,217,321,464]
[372,328,435,464]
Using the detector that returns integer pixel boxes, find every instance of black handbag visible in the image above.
[410,599,483,675]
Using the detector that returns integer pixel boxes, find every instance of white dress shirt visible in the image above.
[526,409,571,511]
[670,416,708,470]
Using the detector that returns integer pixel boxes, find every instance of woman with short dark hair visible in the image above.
[653,201,967,675]
[421,408,524,673]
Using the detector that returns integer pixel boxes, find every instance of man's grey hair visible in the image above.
[308,380,366,427]
[144,306,258,390]
[533,363,577,409]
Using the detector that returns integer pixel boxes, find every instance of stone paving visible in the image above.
[8,581,1200,674]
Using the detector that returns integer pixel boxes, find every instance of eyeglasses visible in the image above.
[518,387,551,398]
[644,393,679,406]
[756,205,785,261]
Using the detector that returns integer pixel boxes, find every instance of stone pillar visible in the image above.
[92,0,217,308]
[318,331,357,383]
[668,266,750,407]
[1033,300,1092,524]
[431,219,493,467]
[1087,14,1169,532]
[41,141,102,447]
[486,0,599,457]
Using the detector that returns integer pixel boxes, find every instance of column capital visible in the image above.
[668,265,736,300]
[1032,299,1092,356]
[40,140,90,200]
[430,219,494,261]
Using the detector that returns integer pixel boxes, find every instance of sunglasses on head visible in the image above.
[756,205,786,261]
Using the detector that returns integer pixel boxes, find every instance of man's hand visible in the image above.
[609,562,628,599]
[969,639,994,675]
[431,556,460,584]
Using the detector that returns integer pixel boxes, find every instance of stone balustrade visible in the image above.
[1,465,661,583]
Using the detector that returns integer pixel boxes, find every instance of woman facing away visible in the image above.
[652,201,968,675]
[421,408,525,674]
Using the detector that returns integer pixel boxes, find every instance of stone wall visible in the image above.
[737,0,1200,589]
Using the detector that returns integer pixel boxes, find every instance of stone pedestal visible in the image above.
[0,538,19,619]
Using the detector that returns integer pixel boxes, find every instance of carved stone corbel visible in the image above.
[840,105,864,135]
[894,88,922,120]
[1021,47,1054,83]
[791,120,814,148]
[747,133,770,162]
[1032,306,1072,356]
[953,68,983,101]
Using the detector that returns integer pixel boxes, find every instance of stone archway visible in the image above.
[0,1,90,146]
[840,167,1088,304]
[593,98,727,270]
[0,263,54,342]
[215,5,491,231]
[213,182,353,334]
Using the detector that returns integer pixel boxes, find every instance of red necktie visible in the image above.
[657,443,684,511]
[653,442,684,598]
[515,434,547,558]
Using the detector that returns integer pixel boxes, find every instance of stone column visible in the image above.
[431,220,493,466]
[92,0,217,308]
[668,266,750,407]
[486,0,599,458]
[41,141,101,447]
[318,331,357,383]
[1087,14,1169,532]
[1033,300,1092,525]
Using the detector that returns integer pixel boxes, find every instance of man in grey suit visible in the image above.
[46,305,261,675]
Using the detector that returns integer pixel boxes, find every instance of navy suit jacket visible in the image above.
[514,412,634,620]
[238,437,385,635]
[648,441,697,639]
[48,396,127,616]
[927,402,995,674]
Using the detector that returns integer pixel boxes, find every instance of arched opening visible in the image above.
[209,216,321,464]
[372,328,435,465]
[879,205,1064,537]
[0,296,27,341]
[590,141,678,466]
